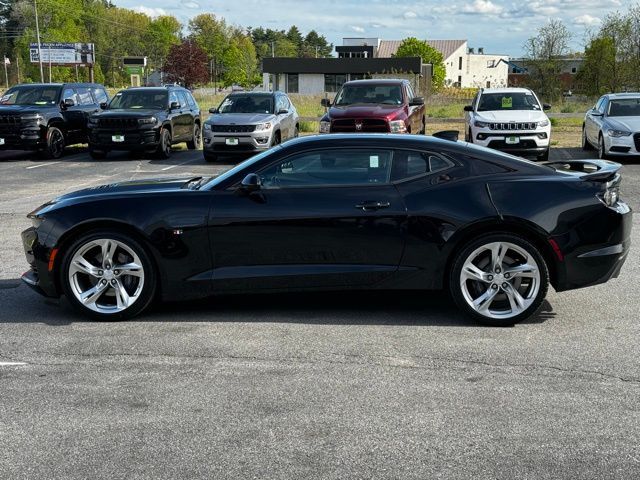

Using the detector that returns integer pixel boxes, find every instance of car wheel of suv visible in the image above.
[467,128,473,143]
[294,125,299,138]
[156,128,172,159]
[89,148,107,160]
[450,233,549,327]
[187,123,202,150]
[272,131,281,146]
[598,134,608,159]
[204,153,217,162]
[537,148,549,162]
[60,231,157,320]
[420,117,426,135]
[42,126,65,159]
[581,126,592,150]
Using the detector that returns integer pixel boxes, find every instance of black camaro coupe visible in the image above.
[22,134,631,326]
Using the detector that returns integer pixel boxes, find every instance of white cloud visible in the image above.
[461,0,503,15]
[403,11,418,19]
[182,1,200,8]
[574,14,601,26]
[350,25,365,33]
[133,6,168,17]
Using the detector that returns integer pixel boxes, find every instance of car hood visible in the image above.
[475,110,548,122]
[207,113,276,125]
[0,104,57,115]
[605,116,640,132]
[328,104,404,120]
[92,109,159,119]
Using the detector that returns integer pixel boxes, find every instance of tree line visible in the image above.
[0,0,332,88]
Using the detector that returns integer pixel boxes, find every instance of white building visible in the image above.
[377,39,508,89]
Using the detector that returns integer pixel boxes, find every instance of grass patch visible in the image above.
[298,120,318,133]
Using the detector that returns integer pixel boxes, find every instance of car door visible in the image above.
[208,147,407,292]
[60,87,85,141]
[75,86,100,140]
[586,97,605,144]
[175,91,192,140]
[275,94,292,139]
[405,83,421,133]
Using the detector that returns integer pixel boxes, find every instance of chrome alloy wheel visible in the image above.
[67,238,145,314]
[459,241,540,320]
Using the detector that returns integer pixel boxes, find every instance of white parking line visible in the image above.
[0,361,27,366]
[160,159,200,171]
[26,162,61,170]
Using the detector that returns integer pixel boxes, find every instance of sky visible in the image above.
[113,0,630,57]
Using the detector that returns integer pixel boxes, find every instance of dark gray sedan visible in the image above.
[203,91,299,162]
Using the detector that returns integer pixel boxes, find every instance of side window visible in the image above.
[601,99,609,115]
[275,95,286,112]
[92,88,108,104]
[594,97,605,113]
[76,87,94,106]
[406,84,415,100]
[169,91,179,106]
[176,91,189,108]
[391,150,453,182]
[62,88,78,105]
[259,149,393,188]
[186,92,197,109]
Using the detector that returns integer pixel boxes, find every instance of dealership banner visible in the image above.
[29,43,95,65]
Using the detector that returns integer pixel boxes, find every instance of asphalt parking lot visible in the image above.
[1,145,639,479]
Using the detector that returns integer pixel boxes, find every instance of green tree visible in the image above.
[301,30,332,57]
[394,37,446,91]
[221,34,259,88]
[577,37,616,95]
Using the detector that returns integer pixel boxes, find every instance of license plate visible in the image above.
[0,138,4,145]
[225,138,239,146]
[505,136,520,145]
[112,135,125,143]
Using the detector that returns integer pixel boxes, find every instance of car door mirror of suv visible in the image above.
[463,105,474,112]
[208,107,218,114]
[99,102,108,110]
[410,97,424,106]
[320,98,331,107]
[170,101,180,110]
[239,173,262,193]
[543,103,552,111]
[62,98,75,109]
[277,109,289,115]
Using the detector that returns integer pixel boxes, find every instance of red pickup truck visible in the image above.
[319,79,425,134]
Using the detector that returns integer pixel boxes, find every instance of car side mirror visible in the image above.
[208,107,218,114]
[543,103,551,111]
[463,105,474,112]
[409,97,424,106]
[62,98,75,108]
[99,102,108,110]
[592,111,603,117]
[239,173,261,193]
[170,101,180,110]
[320,98,331,107]
[277,109,288,115]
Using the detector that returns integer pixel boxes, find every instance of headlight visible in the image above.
[538,119,550,127]
[389,120,407,133]
[319,121,331,133]
[254,122,272,132]
[607,129,631,137]
[20,114,43,124]
[474,120,489,128]
[138,117,157,125]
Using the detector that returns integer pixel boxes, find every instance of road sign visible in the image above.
[29,43,95,65]
[125,66,144,75]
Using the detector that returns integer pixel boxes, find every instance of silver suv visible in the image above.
[203,91,299,162]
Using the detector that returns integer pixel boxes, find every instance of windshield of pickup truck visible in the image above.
[334,85,403,106]
[0,86,62,106]
[109,90,168,110]
[478,92,541,111]
[218,95,274,114]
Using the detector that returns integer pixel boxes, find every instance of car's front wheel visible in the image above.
[41,126,65,159]
[450,233,549,326]
[156,128,172,159]
[598,134,608,159]
[60,231,156,320]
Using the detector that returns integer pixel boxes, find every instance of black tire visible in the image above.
[294,125,299,138]
[60,230,157,321]
[187,123,202,150]
[581,126,592,150]
[272,131,281,146]
[537,148,550,162]
[598,134,608,160]
[89,148,107,160]
[41,126,65,159]
[156,127,172,159]
[420,117,426,135]
[449,233,549,327]
[467,128,473,143]
[204,152,217,162]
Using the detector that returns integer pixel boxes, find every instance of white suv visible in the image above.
[464,88,552,161]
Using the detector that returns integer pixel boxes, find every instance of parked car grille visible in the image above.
[98,117,139,129]
[488,139,539,149]
[0,115,22,134]
[489,122,538,131]
[331,119,389,133]
[211,124,256,133]
[634,133,640,152]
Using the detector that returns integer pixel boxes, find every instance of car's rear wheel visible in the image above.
[187,123,201,150]
[450,233,549,326]
[582,126,592,150]
[156,128,172,159]
[60,231,156,320]
[41,126,65,159]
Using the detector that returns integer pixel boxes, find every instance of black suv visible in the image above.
[87,86,201,159]
[0,82,108,158]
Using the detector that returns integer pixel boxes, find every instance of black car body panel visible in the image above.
[22,135,632,304]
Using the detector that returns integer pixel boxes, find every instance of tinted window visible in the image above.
[478,92,541,111]
[92,88,108,104]
[186,92,197,109]
[0,85,61,106]
[259,149,392,188]
[218,94,273,114]
[176,91,189,108]
[607,98,640,116]
[110,90,168,109]
[76,87,94,105]
[391,151,453,182]
[62,88,78,104]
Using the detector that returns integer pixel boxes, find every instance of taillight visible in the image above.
[598,179,620,207]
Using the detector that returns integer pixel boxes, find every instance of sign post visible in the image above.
[123,57,147,87]
[30,43,95,80]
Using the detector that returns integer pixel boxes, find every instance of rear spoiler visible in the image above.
[543,159,622,182]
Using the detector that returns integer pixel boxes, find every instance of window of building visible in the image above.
[287,74,299,94]
[571,67,577,74]
[486,81,491,88]
[459,56,463,70]
[324,74,347,93]
[457,75,462,86]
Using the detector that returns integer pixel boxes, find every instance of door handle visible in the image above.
[355,201,390,211]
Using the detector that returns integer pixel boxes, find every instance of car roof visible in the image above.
[481,88,532,94]
[12,83,102,88]
[227,91,276,96]
[604,92,640,99]
[344,79,408,86]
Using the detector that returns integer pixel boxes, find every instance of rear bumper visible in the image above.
[554,201,632,292]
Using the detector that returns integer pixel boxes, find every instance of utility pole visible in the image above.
[48,44,52,83]
[3,57,8,88]
[271,41,275,57]
[34,0,44,83]
[16,55,20,84]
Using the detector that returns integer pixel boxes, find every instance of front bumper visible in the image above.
[20,226,59,298]
[473,128,550,154]
[88,127,160,151]
[554,201,632,292]
[603,133,640,156]
[0,125,47,150]
[203,127,273,155]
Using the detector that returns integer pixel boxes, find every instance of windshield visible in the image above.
[608,98,640,117]
[0,86,61,106]
[109,90,168,110]
[334,85,403,106]
[478,92,541,112]
[218,95,273,114]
